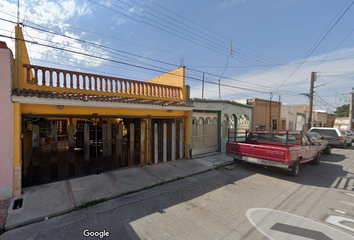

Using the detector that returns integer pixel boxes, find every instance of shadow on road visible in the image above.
[321,153,347,162]
[3,148,354,240]
[233,148,353,189]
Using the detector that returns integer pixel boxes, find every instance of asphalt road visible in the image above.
[2,147,354,240]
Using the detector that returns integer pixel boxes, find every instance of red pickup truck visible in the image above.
[226,130,321,176]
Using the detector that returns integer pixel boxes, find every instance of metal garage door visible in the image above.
[192,112,218,155]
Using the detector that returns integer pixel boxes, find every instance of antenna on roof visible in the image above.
[17,0,20,23]
[180,57,185,67]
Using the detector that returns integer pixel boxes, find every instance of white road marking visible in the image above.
[345,193,354,197]
[334,209,347,215]
[341,201,354,207]
[325,215,354,233]
[246,208,354,240]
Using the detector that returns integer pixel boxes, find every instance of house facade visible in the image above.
[280,104,307,131]
[0,25,193,200]
[313,111,336,128]
[190,99,253,156]
[234,98,280,130]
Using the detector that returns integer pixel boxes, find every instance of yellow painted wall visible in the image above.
[20,103,191,143]
[147,67,184,88]
[146,67,187,101]
[14,25,33,90]
[21,104,188,117]
[13,103,21,166]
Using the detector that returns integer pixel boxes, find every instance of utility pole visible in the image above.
[307,72,316,130]
[218,79,221,100]
[269,92,273,129]
[350,88,354,130]
[16,0,20,93]
[202,73,204,99]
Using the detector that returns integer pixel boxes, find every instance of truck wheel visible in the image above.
[287,160,300,177]
[342,142,347,148]
[347,142,352,147]
[324,145,331,155]
[311,153,321,165]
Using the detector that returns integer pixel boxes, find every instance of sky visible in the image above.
[0,0,354,112]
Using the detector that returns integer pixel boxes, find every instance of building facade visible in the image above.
[190,99,253,156]
[313,111,336,128]
[0,26,193,200]
[234,98,280,130]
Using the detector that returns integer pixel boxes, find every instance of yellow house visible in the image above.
[3,25,192,198]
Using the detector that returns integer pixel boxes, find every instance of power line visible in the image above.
[275,0,354,92]
[0,9,227,67]
[0,33,272,94]
[0,18,276,91]
[90,0,308,78]
[145,0,311,76]
[0,6,307,88]
[88,0,230,57]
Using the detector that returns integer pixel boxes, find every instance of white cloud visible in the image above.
[113,15,127,26]
[0,0,106,68]
[189,47,354,111]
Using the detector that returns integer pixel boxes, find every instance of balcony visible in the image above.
[23,64,182,100]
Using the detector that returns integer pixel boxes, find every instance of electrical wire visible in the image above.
[274,0,354,93]
[0,33,273,93]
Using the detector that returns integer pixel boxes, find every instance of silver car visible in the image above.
[309,127,351,148]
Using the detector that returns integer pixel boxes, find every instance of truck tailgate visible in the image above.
[227,142,289,163]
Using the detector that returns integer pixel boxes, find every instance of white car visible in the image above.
[309,127,351,148]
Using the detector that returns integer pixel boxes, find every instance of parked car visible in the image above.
[306,131,331,155]
[309,127,351,148]
[226,130,322,177]
[346,130,354,143]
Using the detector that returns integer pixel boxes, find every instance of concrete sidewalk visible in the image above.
[3,153,233,230]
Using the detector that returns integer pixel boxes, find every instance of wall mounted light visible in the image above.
[168,110,173,113]
[58,105,64,109]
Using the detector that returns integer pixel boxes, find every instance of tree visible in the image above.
[334,104,349,117]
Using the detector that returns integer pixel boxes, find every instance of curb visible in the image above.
[3,156,234,231]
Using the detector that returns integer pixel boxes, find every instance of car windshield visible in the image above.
[311,129,338,138]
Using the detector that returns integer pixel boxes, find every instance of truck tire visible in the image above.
[347,142,352,147]
[342,142,347,148]
[324,145,331,155]
[311,153,321,165]
[287,160,300,177]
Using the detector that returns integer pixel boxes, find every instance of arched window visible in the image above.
[192,117,197,125]
[230,114,237,129]
[238,114,250,131]
[222,114,229,138]
[198,117,204,125]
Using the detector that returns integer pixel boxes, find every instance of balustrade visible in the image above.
[23,64,182,99]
